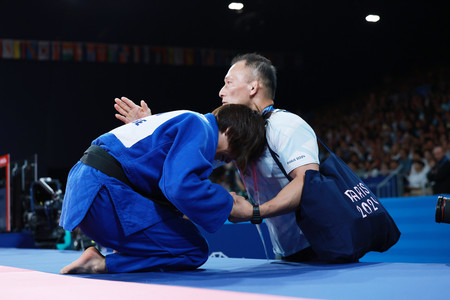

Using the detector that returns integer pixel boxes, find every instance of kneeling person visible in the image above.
[59,104,266,274]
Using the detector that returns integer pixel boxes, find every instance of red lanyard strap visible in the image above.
[238,163,260,205]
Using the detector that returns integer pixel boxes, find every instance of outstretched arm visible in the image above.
[114,96,152,123]
[228,163,319,223]
[259,164,318,218]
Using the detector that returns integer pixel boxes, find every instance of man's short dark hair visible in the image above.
[231,53,277,100]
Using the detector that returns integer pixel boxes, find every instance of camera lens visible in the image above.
[436,196,450,223]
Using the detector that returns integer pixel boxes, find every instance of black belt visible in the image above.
[80,145,177,211]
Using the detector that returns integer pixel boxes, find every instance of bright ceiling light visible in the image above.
[365,14,380,22]
[228,2,244,11]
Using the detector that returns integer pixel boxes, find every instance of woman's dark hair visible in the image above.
[212,104,266,172]
[231,53,277,100]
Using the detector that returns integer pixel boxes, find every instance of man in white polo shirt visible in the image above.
[114,53,320,261]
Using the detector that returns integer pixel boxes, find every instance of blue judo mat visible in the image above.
[2,195,450,299]
[0,247,450,300]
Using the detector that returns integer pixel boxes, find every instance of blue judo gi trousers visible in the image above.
[78,185,209,273]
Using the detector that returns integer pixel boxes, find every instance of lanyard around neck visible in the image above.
[238,163,260,206]
[262,105,275,116]
[238,105,274,204]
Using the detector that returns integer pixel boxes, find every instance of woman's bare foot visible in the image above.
[60,247,107,274]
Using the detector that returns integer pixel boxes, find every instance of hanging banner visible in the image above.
[51,41,61,61]
[22,40,38,60]
[0,38,303,69]
[2,39,13,59]
[38,41,50,61]
[132,45,141,64]
[119,45,130,63]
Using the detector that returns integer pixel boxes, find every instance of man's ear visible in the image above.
[249,80,259,97]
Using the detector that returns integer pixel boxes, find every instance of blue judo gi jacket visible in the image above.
[60,110,233,237]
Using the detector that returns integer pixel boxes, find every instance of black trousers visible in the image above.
[281,246,318,262]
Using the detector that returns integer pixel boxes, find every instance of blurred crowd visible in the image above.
[211,66,450,197]
[307,66,450,196]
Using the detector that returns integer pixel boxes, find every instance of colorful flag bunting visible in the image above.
[184,48,195,66]
[0,38,302,69]
[74,42,83,62]
[62,42,74,61]
[96,44,107,62]
[22,40,38,60]
[108,44,119,63]
[151,47,167,65]
[52,41,60,61]
[173,48,184,66]
[86,43,96,62]
[132,46,141,64]
[2,39,14,59]
[38,41,50,61]
[13,40,21,59]
[142,46,150,64]
[119,45,130,63]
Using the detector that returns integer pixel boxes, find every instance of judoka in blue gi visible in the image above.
[59,104,266,274]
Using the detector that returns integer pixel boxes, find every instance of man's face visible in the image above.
[219,61,254,108]
[433,147,445,162]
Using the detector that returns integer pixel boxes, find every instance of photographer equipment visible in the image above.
[435,196,450,223]
[24,177,65,248]
[10,155,38,232]
[5,155,95,250]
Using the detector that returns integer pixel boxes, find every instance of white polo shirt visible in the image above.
[242,109,319,257]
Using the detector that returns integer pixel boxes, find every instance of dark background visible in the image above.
[1,0,449,182]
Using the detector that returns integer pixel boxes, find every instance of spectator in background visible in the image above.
[395,148,412,177]
[424,149,435,169]
[306,66,449,191]
[405,159,430,196]
[427,145,450,194]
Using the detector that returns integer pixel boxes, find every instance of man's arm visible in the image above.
[228,163,319,223]
[114,96,151,123]
[260,163,318,218]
